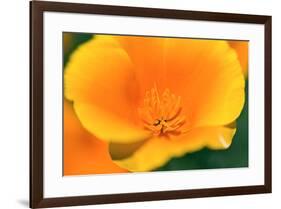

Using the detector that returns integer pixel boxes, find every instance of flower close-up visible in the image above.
[64,34,247,174]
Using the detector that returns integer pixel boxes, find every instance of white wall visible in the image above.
[0,0,279,208]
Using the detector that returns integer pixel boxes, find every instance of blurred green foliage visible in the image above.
[63,33,249,171]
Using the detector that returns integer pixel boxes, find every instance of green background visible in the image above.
[63,32,248,171]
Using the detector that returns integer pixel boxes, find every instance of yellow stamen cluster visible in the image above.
[138,85,186,137]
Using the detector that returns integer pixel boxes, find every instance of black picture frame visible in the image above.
[30,1,272,208]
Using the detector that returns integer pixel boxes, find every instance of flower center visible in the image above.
[138,85,186,137]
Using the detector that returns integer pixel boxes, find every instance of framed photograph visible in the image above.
[30,1,272,208]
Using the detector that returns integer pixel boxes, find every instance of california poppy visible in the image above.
[229,41,248,76]
[65,35,245,172]
[64,99,127,175]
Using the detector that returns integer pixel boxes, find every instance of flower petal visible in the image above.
[74,102,150,143]
[165,39,245,128]
[114,125,236,172]
[115,36,167,95]
[63,100,127,175]
[65,36,150,143]
[109,139,148,160]
[206,123,236,149]
[229,41,249,77]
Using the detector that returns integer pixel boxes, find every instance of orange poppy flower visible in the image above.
[229,41,249,76]
[63,99,127,175]
[65,35,245,172]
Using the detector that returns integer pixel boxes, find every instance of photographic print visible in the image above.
[63,33,249,176]
[31,2,271,207]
